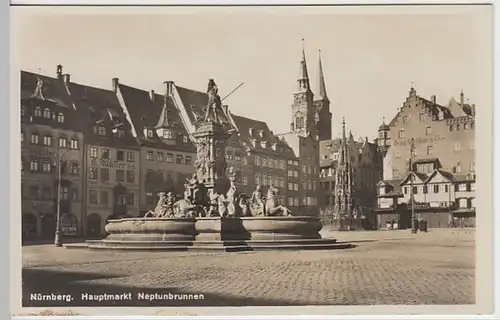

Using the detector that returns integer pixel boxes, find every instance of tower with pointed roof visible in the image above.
[333,118,353,218]
[291,39,317,139]
[314,49,332,141]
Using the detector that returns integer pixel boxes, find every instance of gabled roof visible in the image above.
[424,169,455,183]
[67,81,138,149]
[377,179,403,187]
[117,83,195,152]
[399,171,428,185]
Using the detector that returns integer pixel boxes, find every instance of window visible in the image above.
[126,192,135,205]
[426,145,433,155]
[43,135,52,146]
[127,152,135,162]
[70,139,78,149]
[255,174,261,185]
[255,156,261,166]
[185,156,192,165]
[163,130,173,139]
[295,116,304,129]
[100,191,109,205]
[444,185,449,193]
[21,131,24,143]
[166,153,173,163]
[31,133,39,144]
[242,177,248,186]
[89,167,98,180]
[235,151,241,161]
[398,130,404,138]
[127,171,134,183]
[423,186,428,194]
[70,163,79,175]
[456,124,460,131]
[425,126,432,135]
[454,143,462,153]
[156,152,164,162]
[288,197,294,206]
[469,162,475,172]
[412,186,418,194]
[42,187,51,200]
[59,137,67,148]
[60,187,69,201]
[100,168,110,181]
[97,126,106,136]
[402,116,408,124]
[147,129,154,138]
[242,157,248,165]
[279,160,285,169]
[464,123,469,130]
[21,106,25,117]
[34,106,41,117]
[89,147,98,158]
[116,170,125,182]
[176,155,183,164]
[146,151,153,161]
[43,108,51,119]
[294,183,299,191]
[29,185,39,199]
[433,185,439,193]
[182,135,188,144]
[288,182,293,191]
[42,161,52,173]
[30,160,39,172]
[57,112,64,123]
[166,171,174,181]
[89,190,98,204]
[116,129,125,138]
[100,148,110,159]
[116,150,125,161]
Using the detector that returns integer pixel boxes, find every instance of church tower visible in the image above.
[333,118,353,217]
[314,49,332,141]
[291,40,317,139]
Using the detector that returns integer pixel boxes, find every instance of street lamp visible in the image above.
[409,138,418,234]
[54,146,63,247]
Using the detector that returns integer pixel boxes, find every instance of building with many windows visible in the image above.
[114,79,197,215]
[65,74,141,237]
[375,87,476,228]
[21,68,85,241]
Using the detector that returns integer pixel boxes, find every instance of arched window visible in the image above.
[57,112,64,123]
[34,106,41,117]
[295,116,304,129]
[43,108,51,119]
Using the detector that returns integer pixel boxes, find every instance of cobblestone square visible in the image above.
[22,230,475,307]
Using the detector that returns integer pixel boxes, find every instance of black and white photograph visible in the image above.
[10,3,494,316]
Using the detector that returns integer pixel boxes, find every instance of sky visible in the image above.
[13,5,492,141]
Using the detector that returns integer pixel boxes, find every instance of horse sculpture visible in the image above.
[265,185,291,217]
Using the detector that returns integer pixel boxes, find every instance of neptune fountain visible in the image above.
[82,80,351,252]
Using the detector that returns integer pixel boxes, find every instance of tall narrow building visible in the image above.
[333,118,353,218]
[314,50,332,141]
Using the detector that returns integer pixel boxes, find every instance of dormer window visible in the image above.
[43,108,51,119]
[57,112,65,123]
[260,141,267,148]
[147,129,154,138]
[182,135,189,144]
[96,126,106,136]
[34,106,41,117]
[163,129,174,139]
[259,130,265,138]
[249,128,255,136]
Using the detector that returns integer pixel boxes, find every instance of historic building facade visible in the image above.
[114,79,197,215]
[375,87,476,228]
[65,74,141,237]
[21,69,85,241]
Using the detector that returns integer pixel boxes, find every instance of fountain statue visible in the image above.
[81,79,350,252]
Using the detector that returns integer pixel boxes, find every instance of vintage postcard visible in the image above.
[10,4,493,317]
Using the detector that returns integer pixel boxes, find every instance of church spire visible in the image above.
[316,49,328,101]
[297,38,311,93]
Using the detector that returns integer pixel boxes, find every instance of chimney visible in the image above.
[112,78,119,92]
[460,90,464,106]
[56,65,63,79]
[431,95,436,104]
[164,81,174,96]
[62,74,70,84]
[149,90,155,101]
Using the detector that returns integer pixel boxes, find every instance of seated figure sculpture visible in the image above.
[249,185,265,216]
